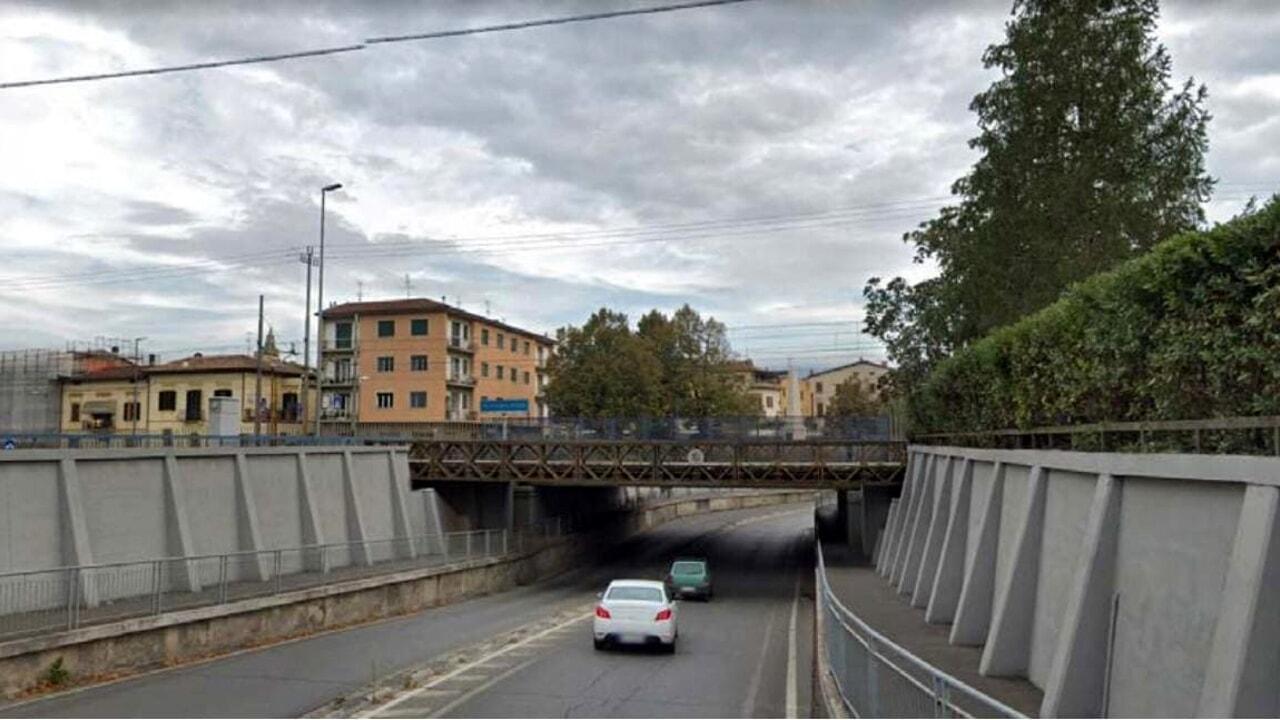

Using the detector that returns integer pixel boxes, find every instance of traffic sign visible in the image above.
[481,398,529,413]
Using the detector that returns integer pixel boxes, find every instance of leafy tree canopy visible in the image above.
[545,305,757,418]
[865,0,1212,393]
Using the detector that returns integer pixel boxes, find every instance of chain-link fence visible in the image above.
[0,524,571,642]
[816,543,1025,718]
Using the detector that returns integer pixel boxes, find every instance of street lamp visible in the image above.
[314,182,343,438]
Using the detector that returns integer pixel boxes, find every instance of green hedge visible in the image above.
[911,197,1280,434]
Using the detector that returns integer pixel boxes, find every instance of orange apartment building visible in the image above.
[318,298,553,430]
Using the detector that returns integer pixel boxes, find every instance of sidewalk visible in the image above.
[820,540,1043,717]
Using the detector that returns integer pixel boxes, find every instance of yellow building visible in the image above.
[805,359,890,417]
[727,360,788,417]
[60,351,310,436]
[318,298,554,430]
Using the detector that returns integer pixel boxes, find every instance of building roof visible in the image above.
[321,297,554,344]
[806,358,891,380]
[68,353,307,382]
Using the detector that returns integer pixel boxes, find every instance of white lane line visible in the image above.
[427,655,541,718]
[361,610,592,718]
[785,574,801,719]
[739,604,781,716]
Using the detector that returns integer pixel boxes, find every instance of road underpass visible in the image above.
[0,503,817,719]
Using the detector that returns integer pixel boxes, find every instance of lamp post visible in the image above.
[314,182,342,438]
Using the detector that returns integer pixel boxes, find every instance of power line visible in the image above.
[1,0,757,90]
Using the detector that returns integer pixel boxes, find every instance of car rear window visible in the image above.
[672,562,705,575]
[607,586,664,602]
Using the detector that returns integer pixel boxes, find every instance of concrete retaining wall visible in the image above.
[0,488,814,699]
[875,445,1280,718]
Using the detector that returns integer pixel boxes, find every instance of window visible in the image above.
[497,333,505,349]
[606,586,665,602]
[496,365,504,380]
[334,322,353,349]
[816,381,824,394]
[523,371,530,385]
[766,396,774,409]
[411,318,429,336]
[481,329,489,345]
[158,390,177,411]
[378,319,395,337]
[410,391,427,408]
[122,402,141,422]
[377,356,395,372]
[817,402,825,417]
[213,388,233,397]
[512,371,519,384]
[523,341,530,355]
[481,362,489,377]
[411,355,428,371]
[70,403,81,422]
[184,389,203,421]
[376,392,394,409]
[282,392,300,421]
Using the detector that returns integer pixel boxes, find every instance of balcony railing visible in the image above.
[448,337,473,352]
[446,375,476,387]
[321,339,354,352]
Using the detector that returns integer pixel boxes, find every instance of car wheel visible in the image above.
[665,639,677,654]
[594,637,607,651]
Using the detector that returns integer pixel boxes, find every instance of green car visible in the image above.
[665,558,713,600]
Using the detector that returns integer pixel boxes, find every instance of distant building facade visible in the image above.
[60,347,309,436]
[805,359,890,417]
[727,360,788,417]
[318,298,553,430]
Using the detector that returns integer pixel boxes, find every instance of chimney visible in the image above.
[110,345,120,354]
[148,354,157,365]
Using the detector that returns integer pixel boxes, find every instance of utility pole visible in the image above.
[130,336,146,437]
[315,182,342,438]
[404,273,412,298]
[254,295,264,441]
[299,246,315,433]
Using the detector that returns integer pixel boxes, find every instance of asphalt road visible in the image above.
[2,503,815,719]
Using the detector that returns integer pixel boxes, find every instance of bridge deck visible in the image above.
[409,439,907,489]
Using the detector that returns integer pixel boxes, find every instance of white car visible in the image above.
[593,579,678,652]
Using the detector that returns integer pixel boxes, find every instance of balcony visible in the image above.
[321,408,354,421]
[446,374,477,387]
[448,336,474,353]
[321,374,356,387]
[321,339,355,353]
[446,410,478,422]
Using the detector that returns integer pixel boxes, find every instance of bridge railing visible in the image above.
[913,415,1280,456]
[0,524,571,642]
[816,542,1024,718]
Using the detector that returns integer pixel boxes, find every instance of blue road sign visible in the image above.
[481,398,529,413]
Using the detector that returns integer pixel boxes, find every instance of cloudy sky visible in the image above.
[1,0,1277,371]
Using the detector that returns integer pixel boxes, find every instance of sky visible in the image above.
[1,0,1277,372]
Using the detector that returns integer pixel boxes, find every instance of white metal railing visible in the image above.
[0,523,572,642]
[816,542,1025,718]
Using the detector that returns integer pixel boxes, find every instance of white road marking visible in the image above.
[360,611,592,718]
[786,574,801,719]
[427,655,541,718]
[739,605,781,717]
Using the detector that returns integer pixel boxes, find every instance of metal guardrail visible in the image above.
[913,415,1280,455]
[0,433,369,450]
[0,523,573,642]
[815,542,1024,718]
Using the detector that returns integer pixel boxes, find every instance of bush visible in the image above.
[910,197,1280,434]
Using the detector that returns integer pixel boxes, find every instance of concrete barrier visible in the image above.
[0,488,814,699]
[877,445,1280,718]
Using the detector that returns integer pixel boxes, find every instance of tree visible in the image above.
[827,377,885,418]
[637,305,757,417]
[542,308,663,418]
[544,305,757,418]
[865,0,1212,392]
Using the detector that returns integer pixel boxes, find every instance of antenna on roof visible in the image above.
[403,273,412,298]
[484,299,491,316]
[357,280,364,302]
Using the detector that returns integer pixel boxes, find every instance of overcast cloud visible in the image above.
[1,0,1277,370]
